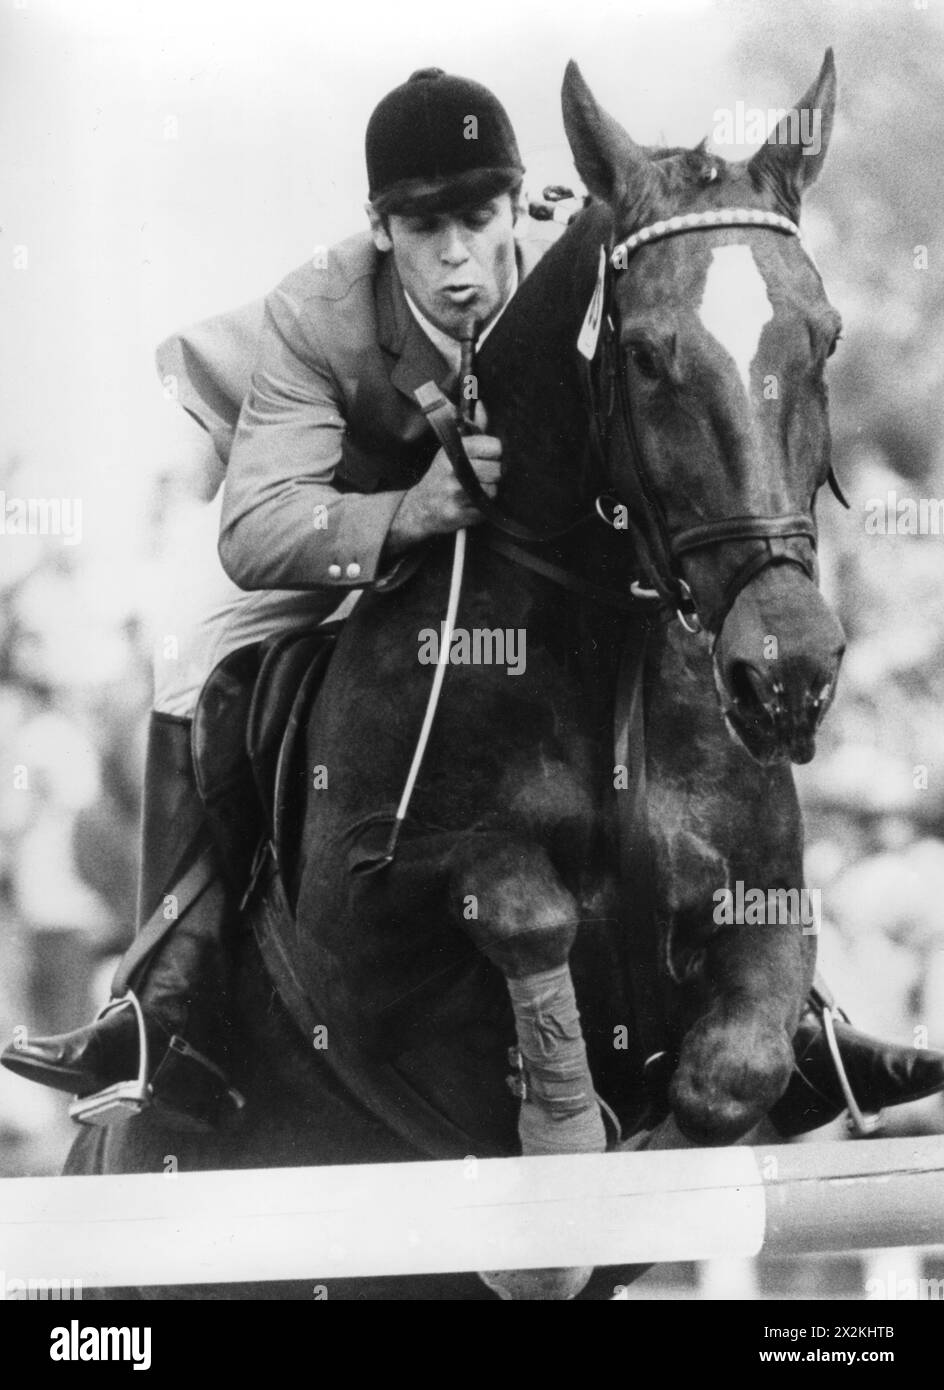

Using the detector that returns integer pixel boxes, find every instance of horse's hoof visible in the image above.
[671,1004,793,1143]
[479,1266,594,1300]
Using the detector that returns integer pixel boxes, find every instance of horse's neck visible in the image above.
[481,206,614,534]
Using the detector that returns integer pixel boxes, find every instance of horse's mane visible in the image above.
[476,205,610,531]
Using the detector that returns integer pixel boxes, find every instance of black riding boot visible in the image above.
[1,713,241,1132]
[769,1007,944,1137]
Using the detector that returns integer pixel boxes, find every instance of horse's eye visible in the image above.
[827,332,843,359]
[629,344,660,380]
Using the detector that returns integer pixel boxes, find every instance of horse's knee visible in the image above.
[671,999,794,1144]
[451,838,578,978]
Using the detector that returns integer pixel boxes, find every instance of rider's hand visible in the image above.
[384,409,502,554]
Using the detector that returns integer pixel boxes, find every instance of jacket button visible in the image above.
[346,562,361,579]
[327,563,342,579]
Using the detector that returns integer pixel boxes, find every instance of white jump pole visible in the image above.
[1,1138,943,1288]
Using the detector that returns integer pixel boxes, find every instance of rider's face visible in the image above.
[371,196,518,340]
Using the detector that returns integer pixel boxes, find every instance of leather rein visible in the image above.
[419,205,849,635]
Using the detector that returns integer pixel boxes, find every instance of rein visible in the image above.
[415,383,658,616]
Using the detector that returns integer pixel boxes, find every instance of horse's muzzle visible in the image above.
[711,566,845,766]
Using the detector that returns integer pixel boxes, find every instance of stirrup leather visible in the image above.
[69,993,151,1128]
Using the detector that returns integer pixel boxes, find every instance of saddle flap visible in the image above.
[192,642,265,893]
[271,629,341,901]
[192,642,263,808]
[246,626,331,833]
[192,625,341,899]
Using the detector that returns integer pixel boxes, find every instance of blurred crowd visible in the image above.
[0,463,164,1174]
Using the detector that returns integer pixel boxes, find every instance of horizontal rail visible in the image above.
[1,1138,943,1286]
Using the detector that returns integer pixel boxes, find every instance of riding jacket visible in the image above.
[152,221,557,712]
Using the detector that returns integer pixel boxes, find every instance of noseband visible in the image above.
[588,205,842,636]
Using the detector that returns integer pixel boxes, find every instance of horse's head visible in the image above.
[562,53,846,765]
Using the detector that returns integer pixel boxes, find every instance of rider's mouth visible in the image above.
[441,285,479,306]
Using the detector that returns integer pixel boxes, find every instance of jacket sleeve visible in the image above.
[218,285,407,592]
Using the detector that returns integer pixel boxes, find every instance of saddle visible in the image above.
[192,622,342,904]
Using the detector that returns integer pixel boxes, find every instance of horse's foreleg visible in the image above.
[648,731,814,1145]
[671,918,814,1143]
[452,835,601,1303]
[646,625,816,1145]
[452,835,606,1158]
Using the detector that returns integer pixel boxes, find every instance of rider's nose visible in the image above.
[440,226,469,265]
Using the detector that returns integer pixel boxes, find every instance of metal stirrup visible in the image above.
[68,992,150,1127]
[819,1005,884,1137]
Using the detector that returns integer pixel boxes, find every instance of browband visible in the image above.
[611,207,800,269]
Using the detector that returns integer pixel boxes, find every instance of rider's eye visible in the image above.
[463,209,493,230]
[629,345,660,380]
[405,216,440,234]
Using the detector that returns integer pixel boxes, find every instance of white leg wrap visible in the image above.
[507,964,606,1156]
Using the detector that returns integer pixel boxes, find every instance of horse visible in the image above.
[65,52,846,1301]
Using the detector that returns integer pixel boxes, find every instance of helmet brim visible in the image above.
[371,166,524,218]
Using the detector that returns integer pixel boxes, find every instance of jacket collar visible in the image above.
[377,236,543,406]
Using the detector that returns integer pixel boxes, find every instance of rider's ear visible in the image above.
[747,48,836,211]
[561,59,661,214]
[366,202,393,253]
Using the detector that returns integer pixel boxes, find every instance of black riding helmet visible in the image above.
[366,67,524,216]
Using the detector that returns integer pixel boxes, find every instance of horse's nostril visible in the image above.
[805,678,835,727]
[728,661,773,721]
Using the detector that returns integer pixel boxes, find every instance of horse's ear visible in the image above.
[561,60,659,211]
[747,48,836,209]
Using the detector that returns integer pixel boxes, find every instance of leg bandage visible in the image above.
[507,965,606,1156]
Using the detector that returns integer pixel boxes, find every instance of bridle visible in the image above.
[589,205,850,636]
[419,204,848,635]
